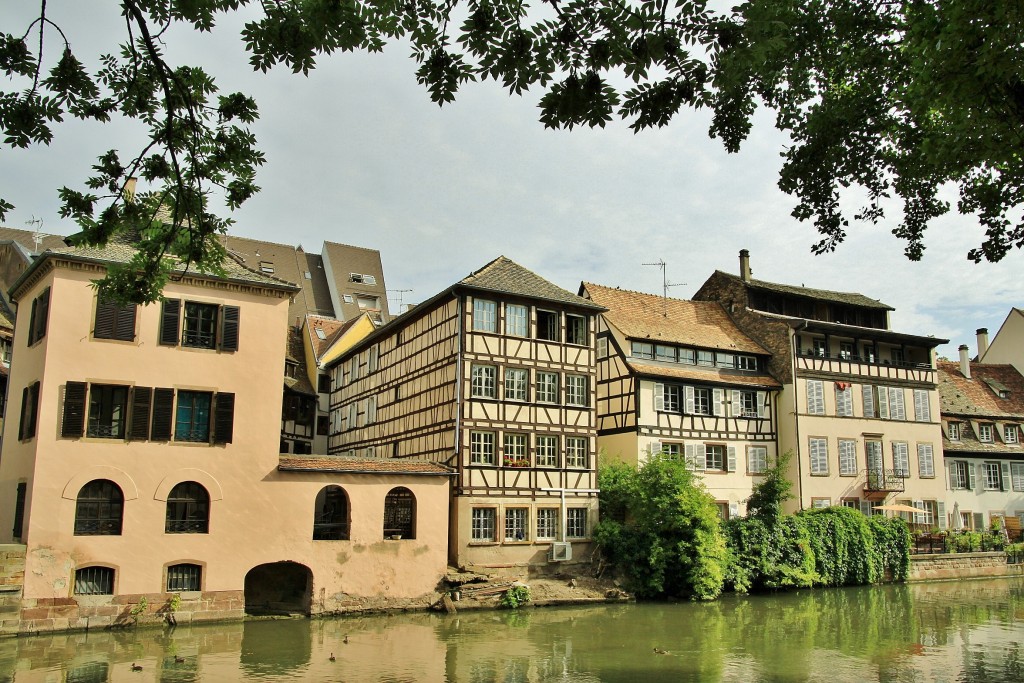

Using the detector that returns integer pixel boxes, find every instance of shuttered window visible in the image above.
[151,388,176,441]
[913,389,931,422]
[27,287,50,346]
[839,439,858,475]
[917,443,935,478]
[94,299,137,341]
[159,300,239,352]
[809,437,829,475]
[18,382,40,441]
[806,380,825,415]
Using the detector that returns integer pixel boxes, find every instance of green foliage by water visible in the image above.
[594,456,726,600]
[499,585,531,609]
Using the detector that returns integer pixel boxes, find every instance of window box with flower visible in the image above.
[503,457,531,468]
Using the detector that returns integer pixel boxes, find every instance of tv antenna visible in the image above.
[642,260,686,316]
[25,216,44,253]
[387,288,413,311]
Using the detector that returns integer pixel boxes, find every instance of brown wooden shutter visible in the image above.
[27,298,37,346]
[96,300,138,341]
[115,304,137,341]
[94,300,116,339]
[12,482,26,539]
[128,386,153,440]
[61,381,88,438]
[151,388,175,440]
[213,392,235,444]
[159,300,181,346]
[17,386,28,440]
[34,288,50,343]
[25,382,39,439]
[219,306,240,352]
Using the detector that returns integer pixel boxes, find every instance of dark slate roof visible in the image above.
[279,456,454,475]
[0,226,68,254]
[459,256,603,310]
[714,270,894,310]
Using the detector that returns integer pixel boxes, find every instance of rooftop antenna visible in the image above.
[25,216,44,253]
[642,260,686,316]
[388,288,412,310]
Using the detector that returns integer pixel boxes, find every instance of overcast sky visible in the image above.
[3,2,1021,359]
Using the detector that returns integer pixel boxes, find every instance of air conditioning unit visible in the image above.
[548,541,572,562]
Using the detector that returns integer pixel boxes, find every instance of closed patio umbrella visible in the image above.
[952,502,963,530]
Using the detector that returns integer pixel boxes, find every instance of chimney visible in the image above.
[958,344,971,379]
[123,177,137,202]
[976,328,989,358]
[739,249,751,282]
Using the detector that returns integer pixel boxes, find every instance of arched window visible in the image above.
[74,566,114,595]
[74,479,124,535]
[313,486,349,540]
[383,487,415,540]
[166,563,202,592]
[165,481,210,533]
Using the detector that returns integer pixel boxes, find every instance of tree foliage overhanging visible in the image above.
[3,1,1022,300]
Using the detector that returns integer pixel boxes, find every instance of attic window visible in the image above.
[259,261,274,274]
[343,295,354,304]
[304,271,312,280]
[315,328,327,340]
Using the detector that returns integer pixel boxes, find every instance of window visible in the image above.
[383,487,415,539]
[662,443,683,459]
[165,482,210,533]
[537,372,559,403]
[93,298,137,341]
[841,498,859,510]
[747,446,768,474]
[160,300,239,352]
[715,502,730,520]
[736,355,758,371]
[27,287,50,345]
[259,261,274,273]
[176,391,212,442]
[348,273,377,285]
[505,508,528,541]
[74,567,114,595]
[892,442,910,478]
[631,341,653,359]
[318,374,331,393]
[863,344,876,363]
[839,439,858,476]
[473,299,497,332]
[891,348,904,364]
[505,304,528,336]
[12,483,26,540]
[566,314,586,345]
[503,433,528,466]
[18,381,40,441]
[839,342,854,360]
[166,563,202,592]
[948,422,961,441]
[679,348,696,365]
[470,364,497,398]
[862,385,876,418]
[1011,463,1024,492]
[566,509,588,538]
[917,443,935,478]
[471,508,496,541]
[1005,425,1019,444]
[343,294,354,304]
[505,368,528,401]
[806,380,825,415]
[809,437,828,475]
[692,387,711,415]
[596,337,608,358]
[705,445,726,471]
[835,384,853,417]
[658,384,681,413]
[536,435,558,467]
[536,509,558,540]
[950,460,971,490]
[812,338,827,357]
[811,498,832,509]
[566,437,588,468]
[536,310,560,342]
[356,295,379,311]
[74,480,123,535]
[87,385,128,438]
[470,431,496,465]
[565,375,588,407]
[697,350,715,367]
[979,423,994,442]
[866,439,884,476]
[183,302,218,349]
[913,389,931,422]
[983,462,1002,490]
[737,390,758,418]
[656,345,676,362]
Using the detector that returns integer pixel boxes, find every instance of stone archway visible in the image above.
[243,562,313,616]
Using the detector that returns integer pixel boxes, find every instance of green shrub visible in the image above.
[499,585,531,609]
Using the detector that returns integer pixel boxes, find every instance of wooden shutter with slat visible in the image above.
[713,388,724,416]
[1002,462,1012,492]
[61,381,88,438]
[151,388,175,440]
[937,501,947,530]
[115,304,137,341]
[159,300,181,346]
[213,392,235,444]
[34,288,50,343]
[94,300,116,338]
[17,386,28,440]
[727,446,737,472]
[695,444,707,471]
[27,298,38,346]
[128,386,153,440]
[219,305,240,352]
[654,383,664,411]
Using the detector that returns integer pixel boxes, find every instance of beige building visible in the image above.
[0,238,450,633]
[328,257,604,571]
[938,351,1024,530]
[581,283,780,519]
[978,309,1024,375]
[695,250,948,518]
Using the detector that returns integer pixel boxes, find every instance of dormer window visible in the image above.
[947,422,961,441]
[1005,425,1019,445]
[259,261,274,274]
[315,327,327,340]
[979,423,994,443]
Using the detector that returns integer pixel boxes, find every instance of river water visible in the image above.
[1,577,1021,682]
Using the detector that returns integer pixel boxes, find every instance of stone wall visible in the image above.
[0,544,25,636]
[909,552,1024,582]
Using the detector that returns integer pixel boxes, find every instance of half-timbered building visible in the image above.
[328,256,605,570]
[581,283,780,518]
[694,250,948,516]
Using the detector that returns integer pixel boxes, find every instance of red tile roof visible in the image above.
[279,456,454,475]
[937,360,1024,417]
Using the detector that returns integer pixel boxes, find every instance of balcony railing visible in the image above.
[864,469,907,493]
[797,352,935,383]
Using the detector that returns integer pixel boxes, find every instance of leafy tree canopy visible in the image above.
[3,0,1022,301]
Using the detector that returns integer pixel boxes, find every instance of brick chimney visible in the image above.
[976,328,989,358]
[958,344,971,379]
[739,249,751,282]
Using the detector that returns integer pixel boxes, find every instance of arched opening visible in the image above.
[312,486,349,540]
[244,562,312,616]
[74,479,124,535]
[383,487,415,539]
[165,481,210,533]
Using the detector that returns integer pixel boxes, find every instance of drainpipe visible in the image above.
[792,322,806,510]
[452,294,465,565]
[541,487,601,542]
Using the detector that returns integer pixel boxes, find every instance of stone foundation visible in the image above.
[909,552,1024,582]
[0,544,26,637]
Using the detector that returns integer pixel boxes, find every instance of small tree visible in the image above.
[744,450,794,529]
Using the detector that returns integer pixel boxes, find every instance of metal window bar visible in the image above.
[74,567,114,595]
[166,564,202,592]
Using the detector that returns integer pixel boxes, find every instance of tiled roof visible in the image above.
[0,226,68,253]
[627,361,780,388]
[937,360,1024,417]
[714,270,893,310]
[460,256,603,310]
[584,283,767,354]
[307,314,357,361]
[278,456,454,475]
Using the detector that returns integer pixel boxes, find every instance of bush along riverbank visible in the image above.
[594,452,911,601]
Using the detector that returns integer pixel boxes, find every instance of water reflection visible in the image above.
[0,578,1021,682]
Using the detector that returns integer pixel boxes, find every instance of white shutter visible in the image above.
[862,385,875,417]
[1002,462,1012,491]
[731,390,742,417]
[727,446,737,472]
[891,388,906,420]
[713,388,724,416]
[651,440,663,458]
[912,500,924,525]
[968,462,977,491]
[945,460,953,490]
[913,389,930,422]
[729,502,740,519]
[807,380,824,414]
[973,512,984,530]
[367,396,377,424]
[877,387,889,419]
[860,500,873,517]
[684,386,695,414]
[654,383,665,411]
[758,392,768,419]
[1013,463,1024,492]
[684,444,696,471]
[695,444,707,471]
[937,501,947,530]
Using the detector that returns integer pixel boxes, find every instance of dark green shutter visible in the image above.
[94,300,116,338]
[23,382,39,439]
[34,288,50,343]
[159,300,181,346]
[96,300,137,341]
[115,304,137,341]
[128,386,153,440]
[213,392,235,444]
[151,388,175,440]
[12,483,26,539]
[219,305,240,352]
[17,386,28,440]
[61,381,88,438]
[27,298,37,346]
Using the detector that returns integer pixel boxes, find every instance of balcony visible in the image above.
[864,469,906,493]
[796,351,935,384]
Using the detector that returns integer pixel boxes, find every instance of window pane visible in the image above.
[74,567,114,595]
[505,304,528,337]
[384,488,415,539]
[175,391,212,442]
[165,481,210,533]
[166,563,202,592]
[473,299,497,332]
[182,302,218,349]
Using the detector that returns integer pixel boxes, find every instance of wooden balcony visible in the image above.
[796,352,935,384]
[864,468,907,493]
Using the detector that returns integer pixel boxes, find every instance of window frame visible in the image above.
[87,384,129,439]
[747,445,768,475]
[471,507,496,542]
[565,374,588,407]
[536,508,559,540]
[470,431,496,465]
[566,508,588,539]
[504,367,528,401]
[165,481,210,534]
[182,301,219,349]
[947,421,961,441]
[565,436,588,469]
[1005,424,1019,445]
[983,462,1001,491]
[536,309,560,342]
[505,303,528,337]
[383,487,416,539]
[705,444,726,471]
[504,507,529,542]
[536,371,559,404]
[472,298,497,333]
[503,433,528,466]
[470,364,497,399]
[175,390,213,442]
[979,423,994,443]
[536,435,558,467]
[166,563,203,592]
[631,341,653,359]
[565,314,587,346]
[74,479,124,536]
[74,566,114,596]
